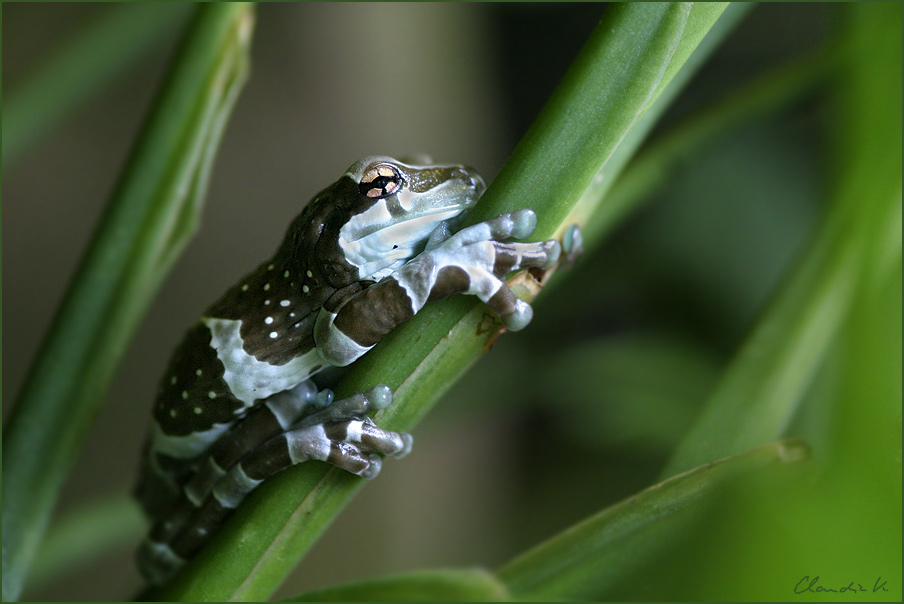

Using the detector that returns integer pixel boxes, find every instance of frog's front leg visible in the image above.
[315,209,560,366]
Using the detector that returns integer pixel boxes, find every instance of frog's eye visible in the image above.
[359,164,403,199]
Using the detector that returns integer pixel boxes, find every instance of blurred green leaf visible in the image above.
[26,494,145,590]
[662,3,902,479]
[282,568,508,602]
[147,4,738,601]
[2,4,193,163]
[496,439,812,600]
[540,335,719,451]
[583,41,838,252]
[1,5,254,600]
[561,2,751,240]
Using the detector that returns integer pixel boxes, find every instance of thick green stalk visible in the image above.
[1,5,253,600]
[147,4,736,601]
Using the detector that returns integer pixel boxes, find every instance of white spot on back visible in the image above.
[265,317,273,325]
[241,284,249,291]
[280,300,290,307]
[306,270,313,278]
[302,285,310,293]
[195,369,202,376]
[208,391,217,399]
[270,331,278,338]
[284,270,290,278]
[181,391,188,400]
[263,283,271,291]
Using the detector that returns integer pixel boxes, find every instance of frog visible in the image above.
[135,156,564,585]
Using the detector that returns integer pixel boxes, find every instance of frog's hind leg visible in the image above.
[138,385,410,585]
[165,386,410,559]
[138,380,325,584]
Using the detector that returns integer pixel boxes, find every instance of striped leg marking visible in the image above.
[137,384,410,585]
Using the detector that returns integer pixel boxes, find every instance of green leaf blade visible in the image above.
[282,568,509,603]
[496,440,811,601]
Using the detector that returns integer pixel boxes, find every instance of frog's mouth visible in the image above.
[340,205,467,273]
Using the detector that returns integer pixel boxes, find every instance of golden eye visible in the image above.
[359,164,403,199]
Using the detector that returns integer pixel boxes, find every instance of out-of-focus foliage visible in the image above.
[3,4,254,601]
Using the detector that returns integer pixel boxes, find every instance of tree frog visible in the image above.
[135,156,563,584]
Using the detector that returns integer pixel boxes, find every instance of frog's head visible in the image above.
[325,156,485,281]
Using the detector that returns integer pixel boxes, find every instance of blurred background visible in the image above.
[4,3,898,601]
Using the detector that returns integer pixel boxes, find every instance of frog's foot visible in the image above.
[137,385,410,585]
[419,210,562,331]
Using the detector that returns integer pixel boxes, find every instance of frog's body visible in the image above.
[136,156,562,584]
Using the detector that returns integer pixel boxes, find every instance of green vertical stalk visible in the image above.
[1,5,254,600]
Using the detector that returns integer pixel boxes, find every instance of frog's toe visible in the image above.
[364,384,393,411]
[358,453,383,479]
[314,388,334,409]
[354,419,413,458]
[501,298,533,332]
[542,240,562,269]
[396,433,414,458]
[509,209,538,239]
[561,224,584,266]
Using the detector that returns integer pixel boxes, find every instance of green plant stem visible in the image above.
[2,4,193,164]
[146,4,737,601]
[1,5,253,601]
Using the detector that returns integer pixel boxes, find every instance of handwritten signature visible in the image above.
[795,576,889,594]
